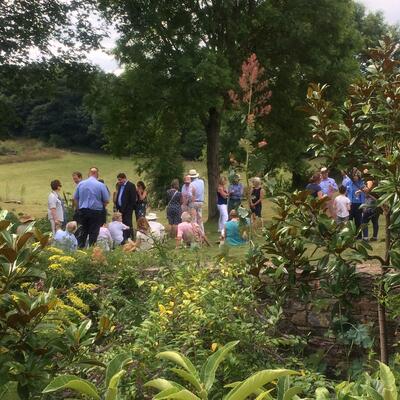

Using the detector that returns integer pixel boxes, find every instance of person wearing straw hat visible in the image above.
[146,212,165,240]
[188,169,205,233]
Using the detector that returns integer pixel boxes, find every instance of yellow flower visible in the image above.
[49,255,61,261]
[75,283,98,292]
[49,263,62,270]
[66,292,89,312]
[158,304,166,314]
[211,343,218,352]
[59,256,76,264]
[54,299,85,319]
[28,288,39,296]
[46,246,63,254]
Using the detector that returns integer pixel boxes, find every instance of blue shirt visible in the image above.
[319,177,338,196]
[117,182,126,207]
[229,183,243,200]
[54,230,78,252]
[74,177,110,211]
[346,179,365,204]
[191,178,205,202]
[224,220,246,246]
[342,175,351,188]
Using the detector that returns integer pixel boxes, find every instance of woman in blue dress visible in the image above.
[222,209,247,246]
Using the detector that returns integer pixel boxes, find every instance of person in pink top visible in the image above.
[176,211,203,248]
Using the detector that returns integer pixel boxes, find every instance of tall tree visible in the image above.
[97,0,386,217]
[0,0,103,65]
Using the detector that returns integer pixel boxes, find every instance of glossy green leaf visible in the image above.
[225,369,297,400]
[200,340,239,391]
[42,375,100,399]
[157,351,198,376]
[105,352,132,387]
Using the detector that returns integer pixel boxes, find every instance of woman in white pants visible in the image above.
[217,176,229,235]
[47,179,64,234]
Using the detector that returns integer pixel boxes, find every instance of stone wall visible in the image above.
[278,264,399,365]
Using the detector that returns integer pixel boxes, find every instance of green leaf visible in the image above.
[379,363,397,400]
[42,375,100,399]
[364,386,384,400]
[155,389,201,400]
[0,382,21,400]
[171,368,202,392]
[157,351,198,377]
[225,370,297,400]
[200,340,239,391]
[315,387,330,400]
[154,387,182,399]
[362,104,371,114]
[105,352,132,387]
[145,379,185,392]
[105,370,125,400]
[283,386,303,400]
[255,391,273,400]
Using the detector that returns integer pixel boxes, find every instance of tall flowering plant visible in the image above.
[228,54,272,239]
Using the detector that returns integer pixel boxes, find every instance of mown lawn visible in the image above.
[0,143,386,261]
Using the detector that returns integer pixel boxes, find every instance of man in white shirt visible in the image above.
[188,169,205,233]
[146,213,165,240]
[334,185,351,224]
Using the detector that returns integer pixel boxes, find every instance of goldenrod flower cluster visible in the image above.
[75,282,98,292]
[66,291,90,312]
[46,246,63,255]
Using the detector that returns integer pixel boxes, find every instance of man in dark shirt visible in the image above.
[115,173,137,241]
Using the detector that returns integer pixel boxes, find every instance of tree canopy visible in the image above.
[94,0,394,211]
[0,0,103,65]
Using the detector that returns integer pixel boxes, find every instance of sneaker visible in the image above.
[370,237,378,242]
[362,237,369,242]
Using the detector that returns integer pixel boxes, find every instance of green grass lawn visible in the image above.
[0,143,386,262]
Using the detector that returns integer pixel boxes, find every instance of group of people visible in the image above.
[39,163,380,252]
[43,166,266,252]
[306,166,379,240]
[45,167,166,252]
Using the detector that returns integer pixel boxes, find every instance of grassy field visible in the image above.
[0,149,207,218]
[0,141,385,262]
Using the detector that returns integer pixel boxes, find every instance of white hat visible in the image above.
[188,169,199,178]
[146,212,157,221]
[320,167,328,173]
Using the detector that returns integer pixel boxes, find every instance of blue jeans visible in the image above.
[362,208,379,239]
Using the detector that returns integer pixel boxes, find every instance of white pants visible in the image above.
[217,204,228,233]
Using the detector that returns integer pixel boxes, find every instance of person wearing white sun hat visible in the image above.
[188,169,205,233]
[146,212,166,240]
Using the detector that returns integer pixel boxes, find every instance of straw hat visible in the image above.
[19,214,35,223]
[146,212,157,221]
[188,169,199,178]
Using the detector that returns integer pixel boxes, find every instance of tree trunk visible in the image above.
[204,107,221,220]
[377,299,388,364]
[378,209,391,364]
